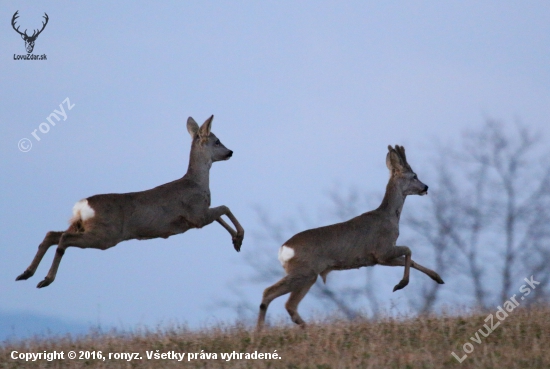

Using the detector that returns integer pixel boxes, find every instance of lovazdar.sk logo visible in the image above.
[12,10,48,60]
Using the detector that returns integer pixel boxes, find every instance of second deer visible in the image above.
[257,145,444,329]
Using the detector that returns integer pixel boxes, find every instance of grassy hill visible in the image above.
[1,305,548,368]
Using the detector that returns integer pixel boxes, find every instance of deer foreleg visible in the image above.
[223,210,244,251]
[379,256,445,284]
[198,206,244,251]
[379,246,411,292]
[393,251,411,292]
[412,260,444,284]
[216,217,237,237]
[215,217,243,251]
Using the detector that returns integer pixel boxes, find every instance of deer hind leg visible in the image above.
[257,275,293,330]
[16,231,63,281]
[36,231,115,289]
[257,273,314,330]
[285,274,317,328]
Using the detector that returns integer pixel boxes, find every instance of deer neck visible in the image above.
[184,145,212,187]
[377,179,406,220]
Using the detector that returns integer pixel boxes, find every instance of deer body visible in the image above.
[80,176,212,243]
[285,212,397,279]
[16,116,244,288]
[257,145,444,329]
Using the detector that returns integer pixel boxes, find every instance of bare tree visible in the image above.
[407,120,550,310]
[404,160,458,312]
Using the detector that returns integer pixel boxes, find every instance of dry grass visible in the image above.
[1,305,549,368]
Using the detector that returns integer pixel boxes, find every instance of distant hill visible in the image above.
[0,311,91,342]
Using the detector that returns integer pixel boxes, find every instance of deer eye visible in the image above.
[215,139,221,146]
[413,174,418,180]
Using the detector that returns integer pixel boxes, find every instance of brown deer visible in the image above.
[16,115,244,288]
[257,145,444,329]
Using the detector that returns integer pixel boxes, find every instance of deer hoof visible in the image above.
[393,279,409,292]
[36,278,53,288]
[233,235,244,252]
[433,274,445,284]
[15,270,34,281]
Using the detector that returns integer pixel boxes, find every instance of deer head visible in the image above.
[12,11,49,54]
[386,145,429,196]
[187,115,234,163]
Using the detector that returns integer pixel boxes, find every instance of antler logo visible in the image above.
[11,11,49,54]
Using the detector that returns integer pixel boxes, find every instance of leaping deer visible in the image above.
[16,115,244,288]
[257,145,444,329]
[11,11,49,54]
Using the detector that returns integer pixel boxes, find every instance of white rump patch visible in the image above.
[278,245,295,266]
[71,199,95,223]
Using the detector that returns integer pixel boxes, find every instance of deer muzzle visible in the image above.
[421,185,429,195]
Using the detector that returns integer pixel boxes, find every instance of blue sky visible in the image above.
[0,1,549,338]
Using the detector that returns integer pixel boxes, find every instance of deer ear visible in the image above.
[386,145,393,170]
[187,117,199,138]
[199,115,213,140]
[396,145,408,163]
[387,146,405,172]
[398,145,406,158]
[386,152,393,171]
